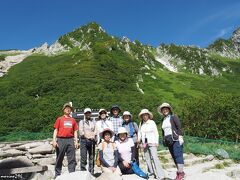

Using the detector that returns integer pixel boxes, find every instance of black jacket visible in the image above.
[162,115,183,141]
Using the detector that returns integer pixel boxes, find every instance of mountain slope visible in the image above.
[0,22,240,138]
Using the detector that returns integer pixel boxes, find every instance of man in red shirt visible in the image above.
[52,103,78,178]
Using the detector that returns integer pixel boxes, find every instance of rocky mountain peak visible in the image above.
[231,27,240,44]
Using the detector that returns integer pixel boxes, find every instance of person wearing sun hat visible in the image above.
[138,109,165,179]
[122,111,139,164]
[52,102,78,178]
[109,105,123,140]
[98,128,122,176]
[158,103,185,180]
[96,109,113,143]
[79,108,97,175]
[115,127,135,174]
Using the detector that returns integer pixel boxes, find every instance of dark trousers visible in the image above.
[168,141,184,165]
[80,138,95,174]
[55,138,76,176]
[134,142,139,165]
[118,161,134,174]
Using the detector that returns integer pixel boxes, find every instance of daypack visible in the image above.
[131,161,148,179]
[96,141,115,167]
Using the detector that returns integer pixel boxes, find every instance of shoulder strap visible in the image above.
[129,122,134,137]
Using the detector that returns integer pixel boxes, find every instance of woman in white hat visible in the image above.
[138,109,165,180]
[115,127,135,174]
[122,111,139,164]
[96,109,113,143]
[98,128,121,176]
[158,103,185,180]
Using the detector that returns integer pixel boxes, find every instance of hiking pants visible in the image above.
[144,146,165,179]
[55,137,77,176]
[80,138,95,174]
[118,161,134,174]
[168,141,184,165]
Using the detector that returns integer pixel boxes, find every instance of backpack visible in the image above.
[96,141,115,167]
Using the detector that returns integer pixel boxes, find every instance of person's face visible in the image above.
[85,112,91,119]
[100,112,107,119]
[119,133,127,141]
[112,108,119,116]
[142,113,149,121]
[123,115,131,122]
[64,106,72,115]
[104,132,111,141]
[162,107,170,116]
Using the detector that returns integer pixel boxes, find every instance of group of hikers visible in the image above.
[52,103,185,180]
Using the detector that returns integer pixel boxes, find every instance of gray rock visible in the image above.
[35,157,56,166]
[2,144,11,151]
[31,170,54,180]
[205,155,215,161]
[227,169,240,178]
[29,144,53,155]
[97,172,122,180]
[56,171,95,180]
[215,149,229,159]
[0,149,25,158]
[32,154,47,159]
[0,144,6,148]
[16,142,45,151]
[9,142,25,147]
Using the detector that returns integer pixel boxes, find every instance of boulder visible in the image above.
[56,171,95,180]
[97,172,122,180]
[0,149,25,158]
[31,170,54,180]
[227,169,240,179]
[16,142,45,151]
[215,149,229,159]
[29,143,53,154]
[34,158,56,166]
[205,155,215,161]
[0,157,34,180]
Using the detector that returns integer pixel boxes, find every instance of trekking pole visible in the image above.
[147,145,158,179]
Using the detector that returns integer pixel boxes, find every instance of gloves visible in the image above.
[179,135,184,146]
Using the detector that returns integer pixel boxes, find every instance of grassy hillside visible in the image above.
[0,22,240,141]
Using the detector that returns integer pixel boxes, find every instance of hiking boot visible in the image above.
[175,171,185,180]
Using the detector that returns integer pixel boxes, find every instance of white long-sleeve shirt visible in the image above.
[138,119,159,145]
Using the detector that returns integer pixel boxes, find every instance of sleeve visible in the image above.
[79,120,84,136]
[131,146,136,162]
[73,119,78,131]
[134,122,139,134]
[113,150,119,167]
[54,118,60,129]
[99,150,111,167]
[173,116,183,135]
[152,121,159,144]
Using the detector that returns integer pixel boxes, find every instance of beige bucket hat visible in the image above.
[157,103,173,115]
[62,103,73,111]
[138,109,153,119]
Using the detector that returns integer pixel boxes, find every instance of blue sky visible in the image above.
[1,0,240,50]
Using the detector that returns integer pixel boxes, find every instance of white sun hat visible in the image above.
[138,109,153,119]
[157,103,173,115]
[84,108,92,114]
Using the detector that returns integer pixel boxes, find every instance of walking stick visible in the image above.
[147,145,158,179]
